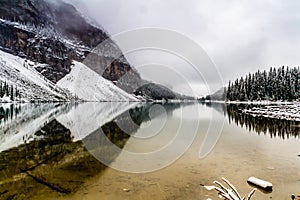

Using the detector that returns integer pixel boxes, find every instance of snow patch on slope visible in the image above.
[0,50,71,101]
[57,61,137,102]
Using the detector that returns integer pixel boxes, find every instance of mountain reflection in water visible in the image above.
[0,102,299,199]
[0,102,180,199]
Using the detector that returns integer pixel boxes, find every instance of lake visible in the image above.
[0,102,299,200]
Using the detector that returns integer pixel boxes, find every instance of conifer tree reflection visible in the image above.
[226,104,300,139]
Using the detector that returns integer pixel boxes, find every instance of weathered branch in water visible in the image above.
[19,168,71,194]
[247,188,257,200]
[214,180,240,200]
[0,190,8,195]
[22,151,63,172]
[203,177,258,200]
[222,177,243,199]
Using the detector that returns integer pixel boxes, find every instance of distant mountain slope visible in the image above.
[57,61,137,101]
[206,87,226,101]
[134,83,176,101]
[0,49,72,101]
[134,83,195,101]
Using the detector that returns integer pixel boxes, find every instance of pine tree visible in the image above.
[292,67,299,100]
[225,66,299,101]
[0,81,3,98]
[267,67,274,100]
[4,81,8,97]
[10,86,14,101]
[226,81,231,101]
[15,86,19,101]
[238,77,246,101]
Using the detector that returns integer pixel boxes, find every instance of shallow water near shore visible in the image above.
[0,102,299,200]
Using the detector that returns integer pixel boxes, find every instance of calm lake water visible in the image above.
[0,102,299,200]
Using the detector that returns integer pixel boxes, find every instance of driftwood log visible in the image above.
[247,177,272,191]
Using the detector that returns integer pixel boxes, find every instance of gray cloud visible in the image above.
[66,0,300,96]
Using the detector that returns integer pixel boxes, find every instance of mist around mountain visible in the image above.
[0,0,195,102]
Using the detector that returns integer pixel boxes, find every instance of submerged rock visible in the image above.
[123,188,130,192]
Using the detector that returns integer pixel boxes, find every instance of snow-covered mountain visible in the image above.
[0,0,143,93]
[0,49,137,102]
[0,0,142,102]
[0,0,189,102]
[57,61,137,101]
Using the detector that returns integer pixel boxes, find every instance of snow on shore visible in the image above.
[242,103,300,121]
[225,100,299,105]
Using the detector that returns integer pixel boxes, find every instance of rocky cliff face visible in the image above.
[0,20,75,82]
[0,0,142,92]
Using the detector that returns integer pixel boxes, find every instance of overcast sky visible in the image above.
[66,0,300,96]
